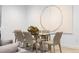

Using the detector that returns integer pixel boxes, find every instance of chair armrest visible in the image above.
[1,40,13,46]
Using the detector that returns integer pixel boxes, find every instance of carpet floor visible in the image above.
[25,46,79,53]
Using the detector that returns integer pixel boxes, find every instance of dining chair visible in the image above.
[23,32,36,50]
[38,30,50,52]
[14,30,24,43]
[44,32,63,53]
[39,30,50,41]
[14,30,24,47]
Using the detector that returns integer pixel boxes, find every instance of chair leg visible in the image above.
[59,44,62,53]
[23,42,26,48]
[53,45,55,53]
[40,41,44,52]
[48,44,52,52]
[32,43,36,51]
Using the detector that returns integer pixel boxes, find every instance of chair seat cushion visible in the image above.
[0,43,19,53]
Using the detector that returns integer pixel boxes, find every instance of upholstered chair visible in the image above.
[43,32,63,53]
[23,32,36,50]
[14,30,24,42]
[39,30,50,41]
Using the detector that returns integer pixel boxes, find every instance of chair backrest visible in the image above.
[40,30,50,34]
[14,30,24,42]
[23,32,34,45]
[53,32,63,45]
[39,30,50,41]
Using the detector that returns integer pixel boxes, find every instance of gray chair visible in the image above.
[14,30,24,42]
[23,32,36,50]
[44,32,63,53]
[14,30,24,47]
[39,30,51,52]
[39,30,50,41]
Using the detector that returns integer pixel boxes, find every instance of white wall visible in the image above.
[41,6,73,33]
[61,5,79,48]
[1,5,46,41]
[1,5,79,48]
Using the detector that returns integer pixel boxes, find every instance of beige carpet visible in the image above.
[50,46,79,53]
[25,46,79,53]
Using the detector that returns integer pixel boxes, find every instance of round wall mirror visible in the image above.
[40,6,63,32]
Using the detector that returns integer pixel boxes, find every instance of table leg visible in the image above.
[40,41,44,53]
